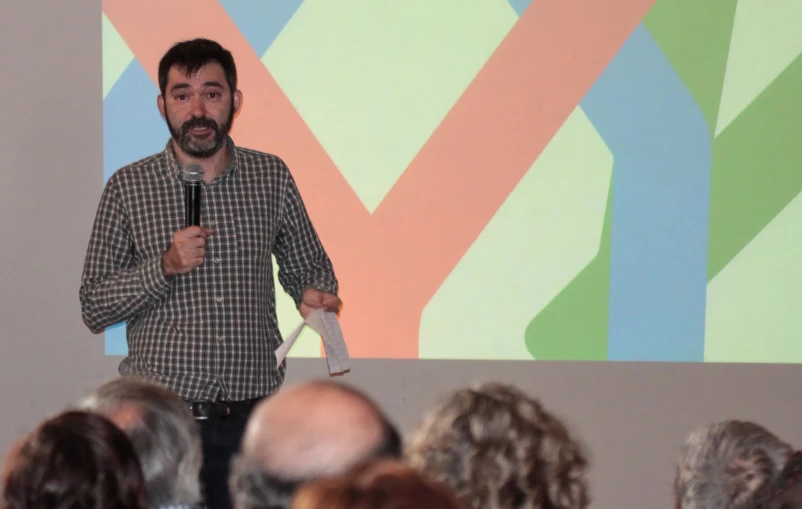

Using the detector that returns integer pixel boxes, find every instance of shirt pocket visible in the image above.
[232,203,274,269]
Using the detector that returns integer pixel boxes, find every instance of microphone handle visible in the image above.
[185,182,202,228]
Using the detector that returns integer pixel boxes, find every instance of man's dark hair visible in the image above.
[229,417,402,509]
[157,38,237,96]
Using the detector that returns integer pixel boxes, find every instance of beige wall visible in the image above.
[2,1,802,508]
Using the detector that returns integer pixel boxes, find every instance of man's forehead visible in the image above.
[167,63,226,86]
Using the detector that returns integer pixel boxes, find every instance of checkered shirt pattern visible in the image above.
[80,138,338,401]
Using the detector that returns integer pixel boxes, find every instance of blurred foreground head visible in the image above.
[289,459,465,509]
[1,410,147,509]
[229,380,402,509]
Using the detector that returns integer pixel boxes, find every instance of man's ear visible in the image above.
[157,94,166,119]
[233,89,243,116]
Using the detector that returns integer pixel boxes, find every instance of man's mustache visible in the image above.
[182,117,218,133]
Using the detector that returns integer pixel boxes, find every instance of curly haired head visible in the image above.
[405,382,590,509]
[674,420,793,509]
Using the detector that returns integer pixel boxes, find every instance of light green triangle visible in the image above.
[419,107,613,360]
[262,0,517,213]
[272,256,321,358]
[102,12,135,100]
[715,0,802,136]
[705,190,802,363]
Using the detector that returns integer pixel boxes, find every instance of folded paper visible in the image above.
[274,309,351,375]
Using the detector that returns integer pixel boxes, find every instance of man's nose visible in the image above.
[190,95,206,116]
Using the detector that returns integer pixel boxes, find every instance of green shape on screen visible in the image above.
[102,13,135,99]
[262,0,517,212]
[643,0,738,135]
[524,180,612,361]
[272,256,321,358]
[707,55,802,282]
[714,0,802,136]
[705,188,802,363]
[419,107,612,360]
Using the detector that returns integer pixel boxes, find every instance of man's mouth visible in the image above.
[189,126,213,136]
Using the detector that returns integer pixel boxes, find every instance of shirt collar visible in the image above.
[163,137,239,184]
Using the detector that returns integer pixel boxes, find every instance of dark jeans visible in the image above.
[197,415,249,509]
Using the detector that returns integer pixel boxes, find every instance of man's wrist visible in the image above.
[161,250,176,280]
[141,255,173,302]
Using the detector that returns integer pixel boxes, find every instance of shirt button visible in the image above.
[214,257,221,263]
[217,336,224,342]
[210,220,217,226]
[216,296,223,303]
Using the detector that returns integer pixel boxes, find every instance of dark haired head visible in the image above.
[289,459,465,509]
[158,38,237,97]
[2,410,147,509]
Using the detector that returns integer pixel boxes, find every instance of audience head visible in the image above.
[229,380,402,509]
[78,376,203,508]
[406,381,590,509]
[674,420,794,509]
[1,410,147,509]
[289,459,465,509]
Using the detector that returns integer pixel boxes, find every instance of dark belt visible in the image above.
[186,397,265,420]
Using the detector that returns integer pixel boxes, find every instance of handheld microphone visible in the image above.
[181,165,204,228]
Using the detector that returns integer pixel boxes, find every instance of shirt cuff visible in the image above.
[297,281,339,306]
[140,255,172,302]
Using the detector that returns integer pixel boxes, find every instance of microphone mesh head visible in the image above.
[181,164,204,183]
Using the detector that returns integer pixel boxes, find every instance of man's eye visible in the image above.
[177,94,187,101]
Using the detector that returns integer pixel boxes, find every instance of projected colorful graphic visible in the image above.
[101,0,802,362]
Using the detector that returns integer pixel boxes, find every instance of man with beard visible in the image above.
[79,39,341,509]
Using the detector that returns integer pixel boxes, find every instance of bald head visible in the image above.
[241,380,399,479]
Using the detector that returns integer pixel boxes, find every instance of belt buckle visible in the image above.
[189,402,209,420]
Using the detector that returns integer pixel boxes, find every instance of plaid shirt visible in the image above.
[80,138,338,401]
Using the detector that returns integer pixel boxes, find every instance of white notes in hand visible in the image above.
[274,309,351,376]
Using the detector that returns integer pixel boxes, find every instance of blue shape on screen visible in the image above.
[507,0,532,16]
[103,59,169,183]
[104,322,128,356]
[219,0,306,56]
[102,59,170,356]
[581,25,711,362]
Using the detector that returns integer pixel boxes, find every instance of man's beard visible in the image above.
[166,107,234,159]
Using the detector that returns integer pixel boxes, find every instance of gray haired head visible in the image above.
[181,164,204,183]
[78,376,203,509]
[674,420,793,509]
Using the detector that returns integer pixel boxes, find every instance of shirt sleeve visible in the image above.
[273,169,339,306]
[79,179,173,333]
